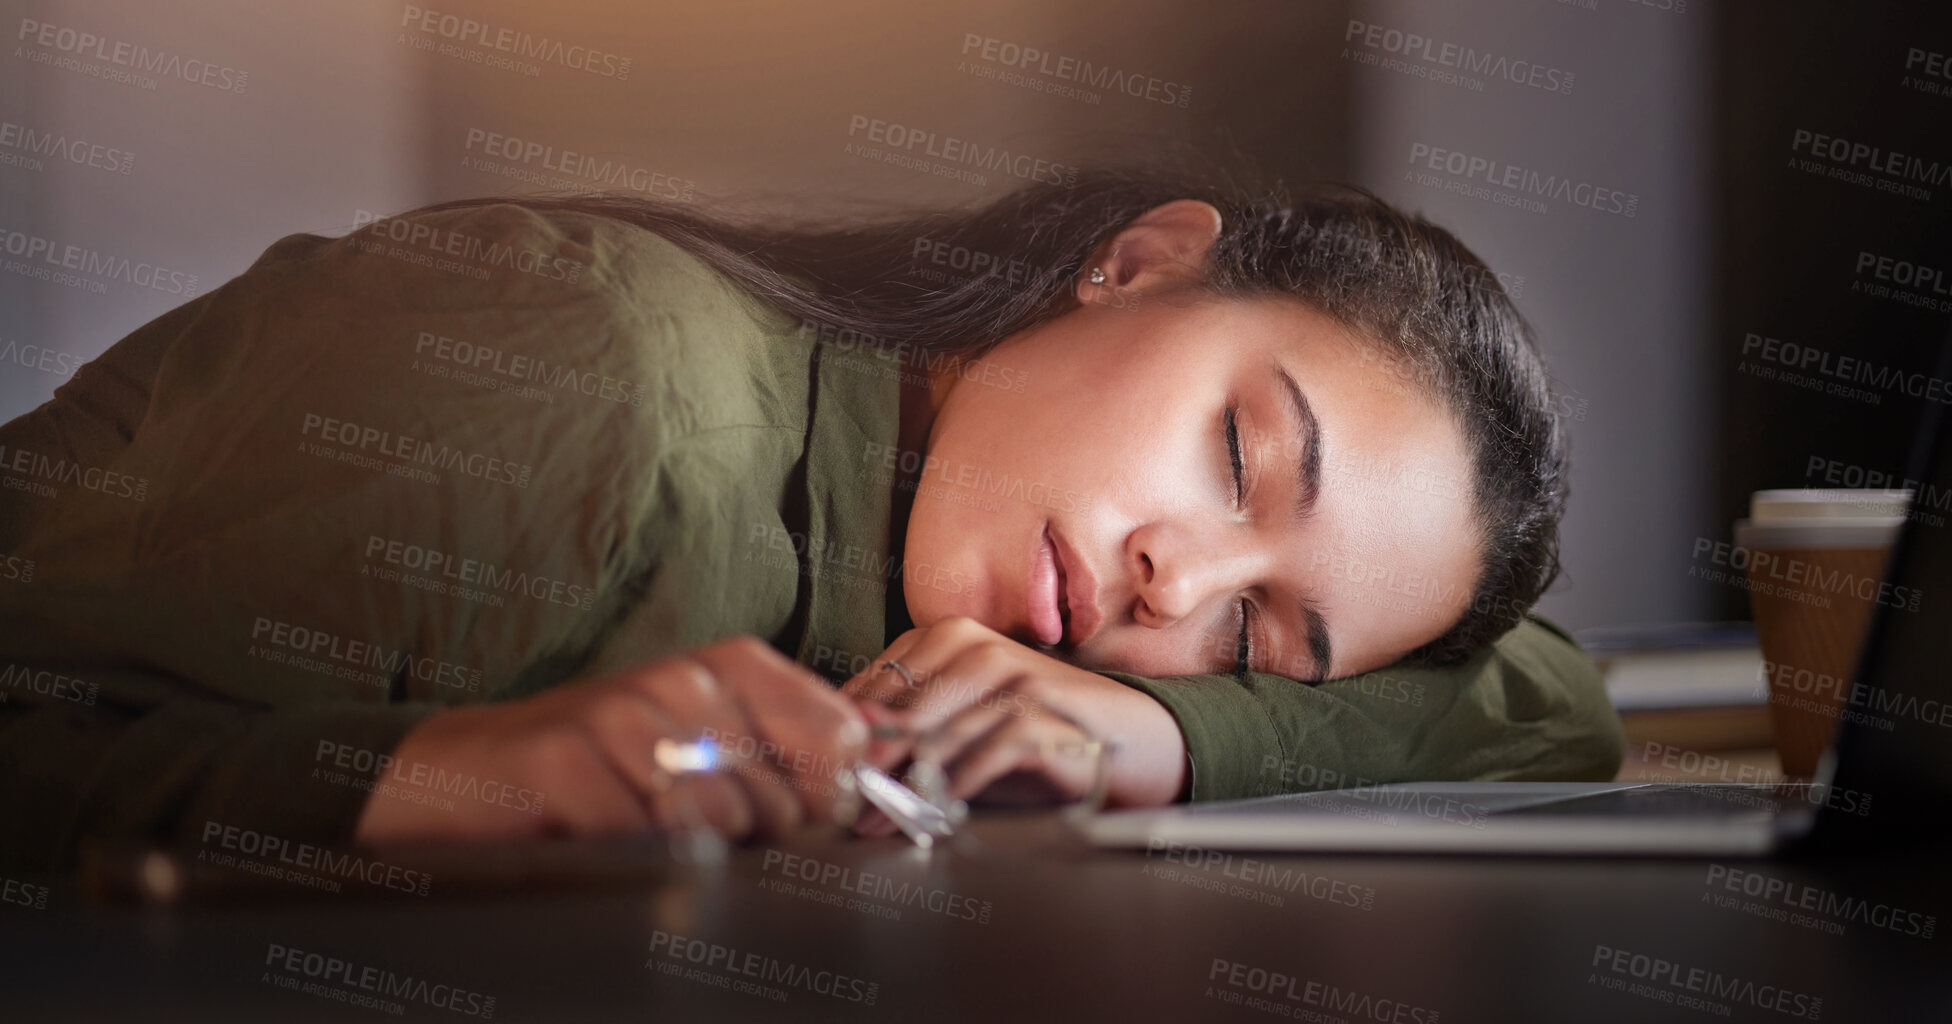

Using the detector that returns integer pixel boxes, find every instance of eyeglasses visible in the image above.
[648,710,1114,861]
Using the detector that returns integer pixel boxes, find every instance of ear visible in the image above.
[1074,199,1224,305]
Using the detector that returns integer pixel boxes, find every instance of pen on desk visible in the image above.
[76,732,957,903]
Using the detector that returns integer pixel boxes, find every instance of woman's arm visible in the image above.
[0,270,448,870]
[1100,614,1626,800]
[0,672,441,873]
[0,202,822,869]
[841,613,1624,809]
[352,636,866,844]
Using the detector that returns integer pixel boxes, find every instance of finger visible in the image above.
[873,643,1021,738]
[846,625,973,709]
[653,771,757,838]
[590,659,771,838]
[912,699,1015,776]
[851,670,934,772]
[576,690,753,838]
[715,758,809,839]
[859,670,1015,774]
[840,629,923,699]
[531,734,660,837]
[608,679,767,838]
[943,718,1100,805]
[854,645,1012,773]
[636,657,812,838]
[854,699,916,773]
[849,662,917,709]
[849,804,903,839]
[860,815,902,839]
[690,637,869,822]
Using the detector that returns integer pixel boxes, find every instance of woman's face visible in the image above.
[900,206,1483,681]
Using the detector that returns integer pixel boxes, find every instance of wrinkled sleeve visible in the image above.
[1099,614,1625,801]
[0,204,678,871]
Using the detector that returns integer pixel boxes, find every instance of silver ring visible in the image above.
[651,737,721,780]
[877,659,917,688]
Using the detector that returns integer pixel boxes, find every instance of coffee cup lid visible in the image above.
[1750,489,1912,521]
[1734,517,1902,548]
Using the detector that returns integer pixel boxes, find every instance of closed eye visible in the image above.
[1226,404,1253,678]
[1234,598,1256,679]
[1225,406,1245,506]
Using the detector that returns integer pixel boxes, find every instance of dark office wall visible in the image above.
[0,0,1354,430]
[1343,0,1719,633]
[407,0,1355,215]
[1710,3,1952,620]
[14,1,1944,635]
[0,0,433,424]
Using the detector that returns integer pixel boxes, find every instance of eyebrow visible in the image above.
[1276,365,1322,525]
[1299,603,1333,685]
[1275,364,1333,684]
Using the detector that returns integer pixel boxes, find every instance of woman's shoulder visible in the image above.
[241,200,814,436]
[322,200,786,327]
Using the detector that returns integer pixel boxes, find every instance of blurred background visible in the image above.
[3,0,1950,637]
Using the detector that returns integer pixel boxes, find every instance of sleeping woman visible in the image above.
[0,169,1623,866]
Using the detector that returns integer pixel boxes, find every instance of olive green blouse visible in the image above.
[0,203,1622,871]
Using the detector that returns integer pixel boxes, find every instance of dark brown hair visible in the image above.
[419,168,1568,670]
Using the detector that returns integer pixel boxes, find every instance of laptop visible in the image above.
[1076,331,1952,857]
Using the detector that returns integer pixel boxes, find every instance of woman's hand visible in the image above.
[353,637,868,845]
[840,617,1188,812]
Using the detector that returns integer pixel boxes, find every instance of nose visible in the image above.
[1128,521,1261,629]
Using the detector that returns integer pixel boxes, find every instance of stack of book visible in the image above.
[1574,622,1782,783]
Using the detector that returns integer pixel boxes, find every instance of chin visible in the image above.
[902,575,1032,645]
[904,510,1017,634]
[902,574,984,628]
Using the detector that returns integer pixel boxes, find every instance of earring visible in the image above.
[1088,267,1106,285]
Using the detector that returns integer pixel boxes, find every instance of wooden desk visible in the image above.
[4,814,1946,1022]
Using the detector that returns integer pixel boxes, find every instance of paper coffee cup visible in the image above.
[1733,489,1910,778]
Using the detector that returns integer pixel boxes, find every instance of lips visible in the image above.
[1027,523,1101,649]
[1048,527,1101,647]
[1027,525,1065,647]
